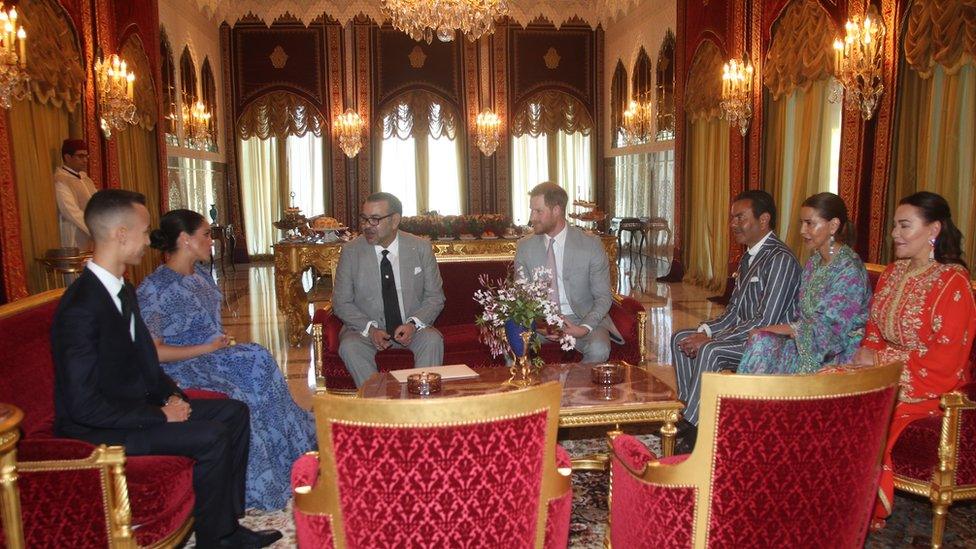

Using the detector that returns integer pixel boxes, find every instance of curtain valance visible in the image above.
[378,91,458,140]
[685,41,724,121]
[120,37,158,131]
[510,90,592,137]
[19,0,85,112]
[237,91,324,140]
[905,0,976,77]
[764,0,837,101]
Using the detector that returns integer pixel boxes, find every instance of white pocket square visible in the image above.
[749,276,760,283]
[414,266,422,274]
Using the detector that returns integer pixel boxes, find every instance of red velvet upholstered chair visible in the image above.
[0,290,226,548]
[608,362,902,548]
[291,382,572,548]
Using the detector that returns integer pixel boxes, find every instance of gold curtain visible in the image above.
[764,79,841,255]
[685,118,731,293]
[889,62,976,264]
[763,0,837,101]
[116,126,161,286]
[510,90,593,137]
[237,92,324,140]
[904,0,976,77]
[9,100,68,294]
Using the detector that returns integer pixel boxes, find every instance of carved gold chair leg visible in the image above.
[637,310,648,367]
[0,405,24,549]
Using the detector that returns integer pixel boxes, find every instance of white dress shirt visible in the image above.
[361,235,426,336]
[548,225,592,333]
[86,260,134,341]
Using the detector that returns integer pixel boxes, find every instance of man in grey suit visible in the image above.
[333,192,446,387]
[515,182,622,362]
[672,190,801,451]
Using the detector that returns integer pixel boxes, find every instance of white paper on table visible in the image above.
[389,364,480,383]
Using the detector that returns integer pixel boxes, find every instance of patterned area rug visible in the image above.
[187,429,976,548]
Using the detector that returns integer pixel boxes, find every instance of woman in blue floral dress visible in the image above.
[137,209,315,510]
[738,193,870,374]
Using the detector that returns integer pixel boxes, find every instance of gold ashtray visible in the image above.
[407,372,442,395]
[591,363,623,386]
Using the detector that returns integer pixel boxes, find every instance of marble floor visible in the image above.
[211,253,719,410]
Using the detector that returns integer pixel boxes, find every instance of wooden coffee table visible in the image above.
[358,361,684,463]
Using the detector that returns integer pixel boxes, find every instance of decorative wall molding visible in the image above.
[190,0,645,29]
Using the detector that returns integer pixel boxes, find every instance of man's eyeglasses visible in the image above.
[359,213,395,226]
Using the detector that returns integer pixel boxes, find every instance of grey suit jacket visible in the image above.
[332,231,445,333]
[515,225,621,341]
[704,233,801,342]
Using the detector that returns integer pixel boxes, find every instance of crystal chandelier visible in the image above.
[0,4,28,109]
[182,99,213,150]
[720,56,753,136]
[95,54,136,138]
[382,0,509,44]
[621,99,652,145]
[334,108,364,158]
[830,14,885,121]
[475,109,500,156]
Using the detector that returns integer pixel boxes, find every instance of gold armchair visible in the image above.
[893,387,976,548]
[291,382,572,548]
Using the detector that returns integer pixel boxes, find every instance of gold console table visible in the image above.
[274,235,619,346]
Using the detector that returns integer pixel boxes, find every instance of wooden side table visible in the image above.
[36,250,91,290]
[0,403,24,549]
[210,224,237,275]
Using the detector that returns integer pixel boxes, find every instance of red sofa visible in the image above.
[0,289,224,548]
[312,259,647,392]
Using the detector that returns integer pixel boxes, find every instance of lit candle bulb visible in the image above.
[16,26,24,66]
[126,72,134,99]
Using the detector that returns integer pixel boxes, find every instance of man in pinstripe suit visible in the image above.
[672,190,801,451]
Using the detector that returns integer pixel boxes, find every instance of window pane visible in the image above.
[285,134,326,217]
[380,135,418,216]
[511,133,549,226]
[427,135,461,215]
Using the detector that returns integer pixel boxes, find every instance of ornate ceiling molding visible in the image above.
[190,0,643,29]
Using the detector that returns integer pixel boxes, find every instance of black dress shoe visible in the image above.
[219,526,284,548]
[673,425,697,455]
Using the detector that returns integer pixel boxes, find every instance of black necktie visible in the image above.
[380,250,403,332]
[736,253,751,283]
[118,285,133,329]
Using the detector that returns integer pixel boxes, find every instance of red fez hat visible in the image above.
[61,139,88,157]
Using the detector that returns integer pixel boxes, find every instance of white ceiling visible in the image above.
[188,0,645,28]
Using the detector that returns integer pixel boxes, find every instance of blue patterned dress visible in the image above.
[738,245,870,374]
[137,264,315,510]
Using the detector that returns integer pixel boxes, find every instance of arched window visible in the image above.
[510,90,593,226]
[160,30,176,140]
[179,47,198,114]
[201,57,218,150]
[632,47,653,104]
[656,30,675,140]
[610,61,627,148]
[377,91,463,216]
[629,47,653,145]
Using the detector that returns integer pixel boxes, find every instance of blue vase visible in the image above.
[505,319,533,357]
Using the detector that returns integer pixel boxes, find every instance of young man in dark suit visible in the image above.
[51,189,281,548]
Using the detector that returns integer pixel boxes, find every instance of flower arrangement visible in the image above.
[400,213,511,238]
[474,266,576,364]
